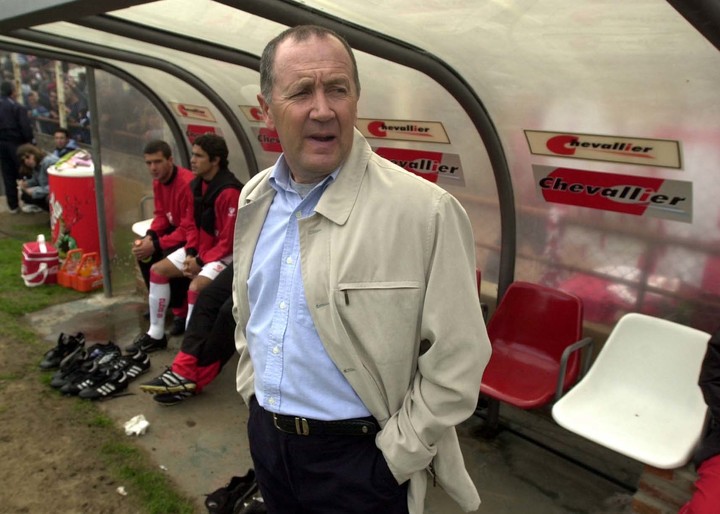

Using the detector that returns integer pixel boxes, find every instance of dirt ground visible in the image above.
[0,322,151,514]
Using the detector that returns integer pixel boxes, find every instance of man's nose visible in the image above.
[310,91,333,120]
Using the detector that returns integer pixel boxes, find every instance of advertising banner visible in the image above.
[239,105,264,123]
[358,119,450,143]
[185,124,221,144]
[525,130,681,168]
[251,127,282,153]
[169,102,216,122]
[375,147,465,186]
[533,165,692,223]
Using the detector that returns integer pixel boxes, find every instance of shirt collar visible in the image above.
[268,154,340,195]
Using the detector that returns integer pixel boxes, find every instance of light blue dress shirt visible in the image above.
[246,156,371,421]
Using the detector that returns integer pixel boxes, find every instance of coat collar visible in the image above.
[312,128,371,227]
[244,128,371,227]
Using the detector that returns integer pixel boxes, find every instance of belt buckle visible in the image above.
[272,413,310,435]
[294,416,310,436]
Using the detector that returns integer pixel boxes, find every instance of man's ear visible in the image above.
[257,94,275,131]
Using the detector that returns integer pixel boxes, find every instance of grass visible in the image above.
[102,442,195,514]
[0,216,196,514]
[0,226,84,318]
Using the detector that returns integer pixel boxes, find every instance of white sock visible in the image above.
[147,281,170,339]
[185,303,195,330]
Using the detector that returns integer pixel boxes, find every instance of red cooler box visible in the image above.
[47,151,114,258]
[21,234,59,287]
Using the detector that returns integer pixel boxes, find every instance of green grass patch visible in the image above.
[71,401,114,428]
[0,216,193,514]
[0,225,85,315]
[101,441,196,514]
[38,373,53,387]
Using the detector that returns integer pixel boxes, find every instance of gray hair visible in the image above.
[259,25,361,104]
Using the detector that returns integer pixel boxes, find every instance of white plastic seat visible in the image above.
[552,313,710,469]
[131,218,152,237]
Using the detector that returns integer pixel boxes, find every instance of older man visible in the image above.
[232,25,491,514]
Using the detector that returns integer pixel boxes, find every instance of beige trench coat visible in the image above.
[232,129,491,513]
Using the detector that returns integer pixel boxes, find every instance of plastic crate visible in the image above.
[57,248,84,288]
[72,252,103,292]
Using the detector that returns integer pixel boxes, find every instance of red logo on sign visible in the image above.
[546,135,577,155]
[367,121,432,139]
[258,128,282,153]
[375,148,442,182]
[186,125,217,144]
[538,168,674,215]
[546,135,654,159]
[250,107,263,121]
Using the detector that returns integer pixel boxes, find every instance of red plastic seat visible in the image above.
[480,281,592,417]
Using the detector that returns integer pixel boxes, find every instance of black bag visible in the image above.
[235,497,267,514]
[205,469,258,514]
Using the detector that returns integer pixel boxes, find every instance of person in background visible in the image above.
[679,327,720,514]
[52,127,79,159]
[127,134,242,354]
[131,140,194,337]
[140,263,237,406]
[25,91,51,134]
[17,143,57,213]
[232,25,491,514]
[0,80,33,213]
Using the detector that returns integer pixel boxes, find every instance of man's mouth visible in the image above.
[310,135,335,142]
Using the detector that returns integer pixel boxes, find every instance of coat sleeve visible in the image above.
[700,329,720,423]
[31,156,55,198]
[156,181,192,250]
[18,105,34,143]
[149,180,171,236]
[376,192,492,483]
[199,187,241,263]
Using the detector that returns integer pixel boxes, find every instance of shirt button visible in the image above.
[279,301,287,310]
[286,257,293,265]
[295,211,302,219]
[272,345,280,354]
[268,397,276,405]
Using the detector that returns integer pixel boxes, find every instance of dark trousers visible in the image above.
[247,397,409,514]
[137,243,189,310]
[20,191,49,211]
[172,264,236,391]
[0,141,20,209]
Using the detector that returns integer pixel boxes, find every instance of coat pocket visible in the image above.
[335,281,421,364]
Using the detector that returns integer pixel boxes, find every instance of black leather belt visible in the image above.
[270,411,379,436]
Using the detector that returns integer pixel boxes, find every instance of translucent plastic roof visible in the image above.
[1,0,719,329]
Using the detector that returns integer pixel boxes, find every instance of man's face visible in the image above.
[54,132,68,149]
[144,151,174,183]
[190,145,218,180]
[258,34,358,183]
